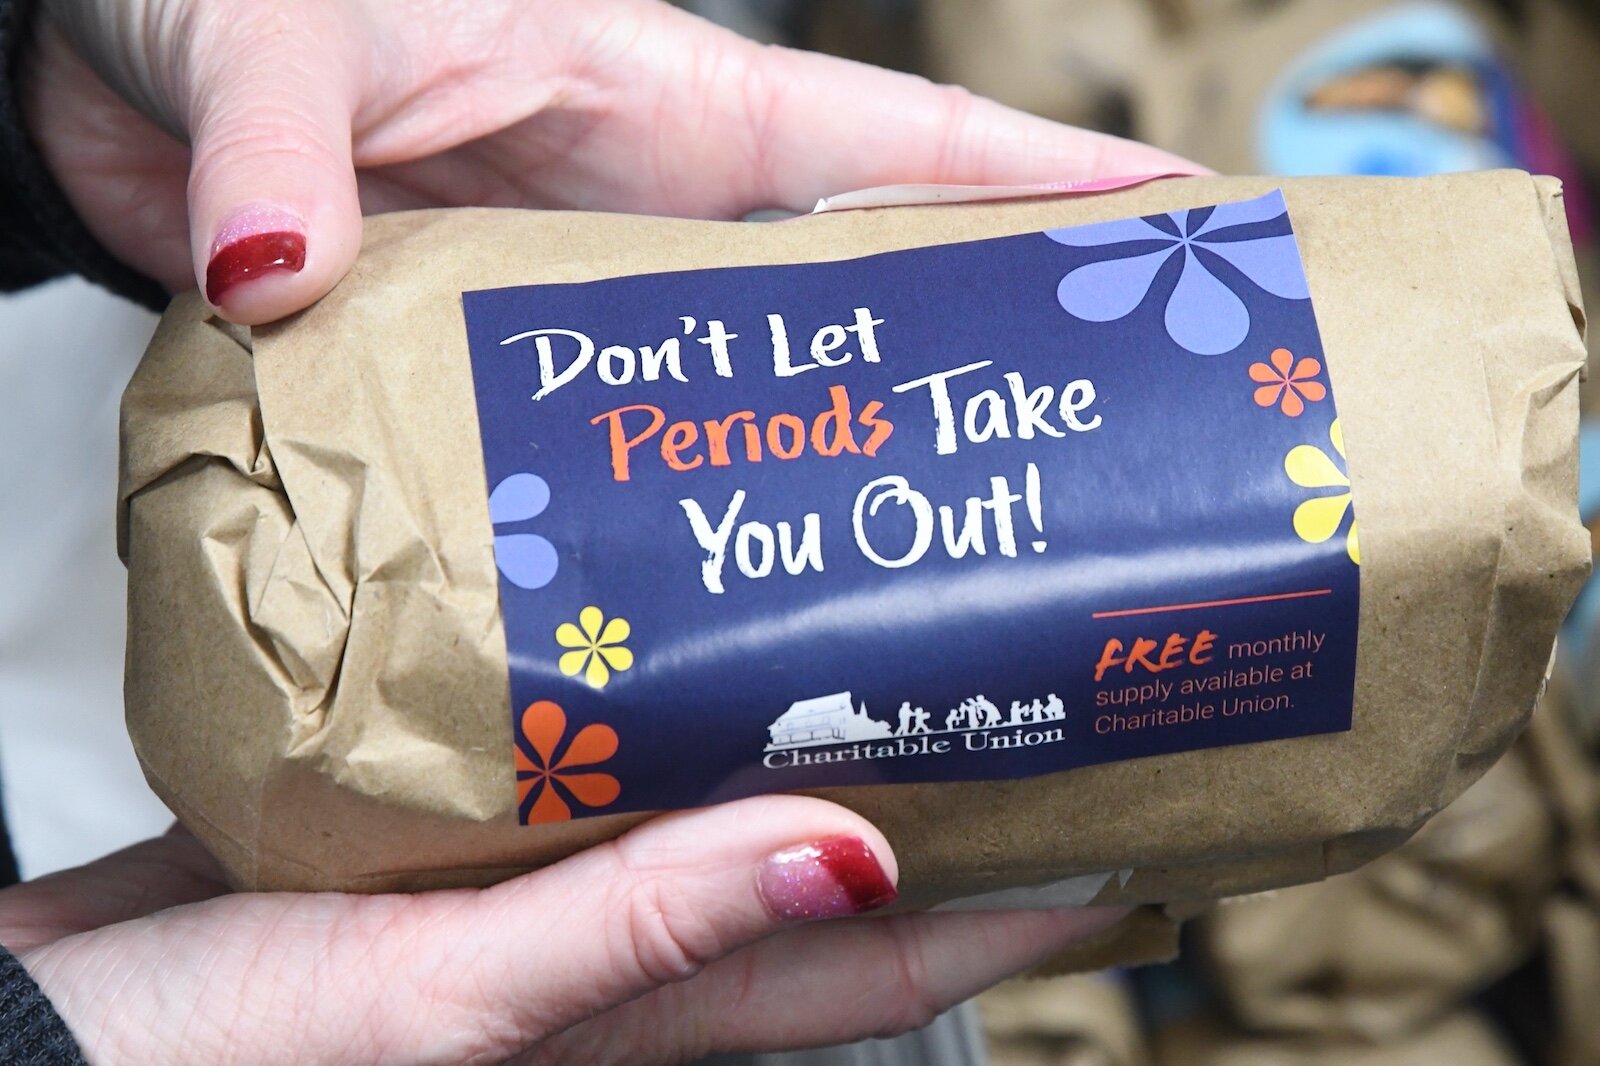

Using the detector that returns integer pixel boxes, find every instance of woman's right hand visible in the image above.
[24,0,1198,324]
[7,796,1121,1065]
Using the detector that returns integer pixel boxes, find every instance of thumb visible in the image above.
[182,12,362,324]
[366,795,901,1052]
[22,796,900,1065]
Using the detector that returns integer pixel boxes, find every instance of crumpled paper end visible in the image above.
[1026,903,1204,976]
[117,293,261,564]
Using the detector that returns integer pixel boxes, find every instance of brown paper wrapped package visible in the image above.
[119,171,1589,907]
[1194,738,1558,1041]
[979,973,1149,1066]
[1150,1010,1521,1066]
[919,0,1164,131]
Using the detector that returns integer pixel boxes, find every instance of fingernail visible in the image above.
[758,836,898,922]
[205,205,306,304]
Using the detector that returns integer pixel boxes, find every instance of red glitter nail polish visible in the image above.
[758,835,898,921]
[205,230,306,304]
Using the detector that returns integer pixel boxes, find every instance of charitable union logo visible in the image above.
[761,690,1069,769]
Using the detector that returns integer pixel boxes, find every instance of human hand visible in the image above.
[23,0,1199,324]
[7,796,1122,1065]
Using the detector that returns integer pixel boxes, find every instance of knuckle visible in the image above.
[620,878,715,986]
[190,107,344,179]
[936,80,979,114]
[738,44,803,208]
[880,923,945,1036]
[601,842,725,988]
[933,83,981,180]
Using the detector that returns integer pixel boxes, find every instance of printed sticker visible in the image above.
[462,191,1361,825]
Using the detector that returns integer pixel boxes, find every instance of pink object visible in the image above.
[811,173,1185,214]
[1513,102,1593,246]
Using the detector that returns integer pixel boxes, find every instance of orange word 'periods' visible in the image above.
[591,384,894,482]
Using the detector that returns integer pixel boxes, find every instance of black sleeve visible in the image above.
[0,948,89,1065]
[0,0,167,309]
[0,799,18,889]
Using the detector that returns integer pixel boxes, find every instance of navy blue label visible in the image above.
[462,192,1361,826]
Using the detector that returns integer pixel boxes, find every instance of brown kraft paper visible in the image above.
[1194,738,1558,1040]
[1149,1010,1523,1066]
[119,171,1589,905]
[979,972,1150,1066]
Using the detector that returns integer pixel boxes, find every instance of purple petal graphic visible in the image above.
[494,533,559,590]
[1165,249,1250,355]
[489,473,550,524]
[1045,216,1173,247]
[1181,206,1216,237]
[1057,248,1175,322]
[1192,192,1289,237]
[1201,235,1310,300]
[1143,213,1182,238]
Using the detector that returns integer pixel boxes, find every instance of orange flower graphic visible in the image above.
[1250,347,1327,417]
[515,700,621,825]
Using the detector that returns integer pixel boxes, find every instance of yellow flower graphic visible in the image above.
[1285,419,1360,565]
[556,606,634,688]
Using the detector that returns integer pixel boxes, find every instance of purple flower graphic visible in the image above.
[490,472,559,590]
[1046,192,1310,355]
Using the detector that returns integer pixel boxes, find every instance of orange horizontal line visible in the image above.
[1091,588,1333,620]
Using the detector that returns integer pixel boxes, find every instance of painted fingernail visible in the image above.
[205,206,306,304]
[758,836,898,922]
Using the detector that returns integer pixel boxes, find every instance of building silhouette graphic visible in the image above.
[766,692,893,750]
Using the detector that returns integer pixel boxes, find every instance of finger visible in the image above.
[533,906,1129,1063]
[28,795,901,1064]
[356,1,1203,221]
[342,795,898,1060]
[719,906,1128,1047]
[734,45,1207,214]
[0,831,229,953]
[180,6,363,324]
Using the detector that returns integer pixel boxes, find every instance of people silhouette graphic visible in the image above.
[894,702,931,736]
[895,702,914,736]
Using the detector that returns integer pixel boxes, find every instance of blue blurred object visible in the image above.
[1259,2,1520,177]
[1581,424,1600,523]
[1564,422,1600,646]
[1255,0,1600,653]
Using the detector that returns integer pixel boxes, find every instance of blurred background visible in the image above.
[2,0,1598,1062]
